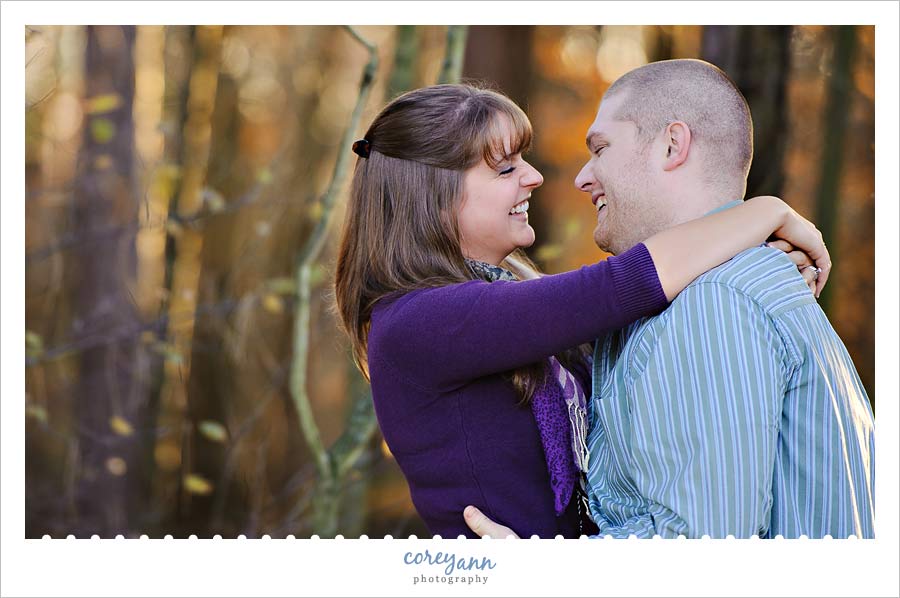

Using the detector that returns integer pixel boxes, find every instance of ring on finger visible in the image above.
[804,265,822,280]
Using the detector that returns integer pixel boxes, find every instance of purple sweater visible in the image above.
[367,243,668,538]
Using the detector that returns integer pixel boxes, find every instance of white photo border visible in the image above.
[3,2,897,597]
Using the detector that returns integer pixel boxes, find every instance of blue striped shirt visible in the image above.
[586,241,875,538]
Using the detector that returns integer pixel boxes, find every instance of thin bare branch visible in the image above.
[26,86,56,111]
[289,26,379,481]
[25,174,269,263]
[438,25,469,84]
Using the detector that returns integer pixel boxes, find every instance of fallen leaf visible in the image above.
[26,405,48,423]
[90,118,116,144]
[106,457,127,476]
[535,244,564,262]
[154,443,181,471]
[265,277,297,295]
[198,420,228,443]
[109,416,134,437]
[257,167,273,185]
[183,474,214,495]
[262,294,283,314]
[85,94,122,114]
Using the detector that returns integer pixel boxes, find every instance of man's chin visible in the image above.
[593,230,616,255]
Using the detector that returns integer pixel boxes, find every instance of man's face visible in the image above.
[574,94,670,255]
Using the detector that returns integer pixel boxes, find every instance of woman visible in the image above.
[334,84,828,539]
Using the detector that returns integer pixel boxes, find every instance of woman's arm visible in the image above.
[644,196,830,301]
[375,243,667,390]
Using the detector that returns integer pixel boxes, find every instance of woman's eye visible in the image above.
[500,166,516,175]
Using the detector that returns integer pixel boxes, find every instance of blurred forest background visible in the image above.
[24,25,874,538]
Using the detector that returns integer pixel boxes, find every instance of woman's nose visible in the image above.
[523,163,544,188]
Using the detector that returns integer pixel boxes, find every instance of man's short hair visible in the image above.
[604,59,753,190]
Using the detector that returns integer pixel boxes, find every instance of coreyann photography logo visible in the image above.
[402,548,496,586]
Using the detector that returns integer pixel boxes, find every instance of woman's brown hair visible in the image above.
[334,83,588,404]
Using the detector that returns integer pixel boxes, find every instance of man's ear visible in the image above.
[662,121,691,171]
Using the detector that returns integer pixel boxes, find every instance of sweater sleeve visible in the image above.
[372,242,668,390]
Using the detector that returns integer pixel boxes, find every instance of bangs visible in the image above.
[478,102,533,169]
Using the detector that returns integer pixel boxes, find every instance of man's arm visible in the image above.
[590,282,789,538]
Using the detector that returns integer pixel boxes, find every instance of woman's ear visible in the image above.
[662,121,691,171]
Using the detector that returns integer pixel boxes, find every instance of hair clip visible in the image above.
[352,139,371,159]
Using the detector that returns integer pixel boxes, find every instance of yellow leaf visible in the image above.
[90,118,116,144]
[198,420,228,443]
[153,164,182,199]
[202,187,226,213]
[254,221,272,237]
[534,244,564,262]
[25,330,43,358]
[564,218,582,240]
[308,264,328,288]
[26,405,48,423]
[109,416,134,436]
[262,293,283,314]
[93,154,113,170]
[85,94,122,114]
[265,277,296,295]
[166,220,183,237]
[25,330,43,351]
[307,201,323,221]
[154,443,181,472]
[183,474,214,495]
[106,456,127,476]
[152,341,183,364]
[256,167,273,185]
[160,163,182,180]
[380,439,393,459]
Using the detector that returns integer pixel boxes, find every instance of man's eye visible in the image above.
[500,166,516,175]
[593,146,606,156]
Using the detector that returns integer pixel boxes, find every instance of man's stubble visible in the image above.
[595,151,675,256]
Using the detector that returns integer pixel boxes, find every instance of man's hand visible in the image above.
[463,506,520,539]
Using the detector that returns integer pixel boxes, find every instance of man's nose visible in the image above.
[574,162,594,192]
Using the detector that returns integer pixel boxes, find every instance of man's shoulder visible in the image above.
[602,247,811,382]
[597,247,817,370]
[680,246,815,314]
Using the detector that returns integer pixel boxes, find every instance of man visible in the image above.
[464,59,875,538]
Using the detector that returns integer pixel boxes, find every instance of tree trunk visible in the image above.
[144,25,193,535]
[813,26,857,313]
[462,27,551,260]
[183,29,245,537]
[71,25,141,537]
[701,26,793,199]
[387,26,419,98]
[153,25,224,536]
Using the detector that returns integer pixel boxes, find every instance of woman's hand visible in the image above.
[750,196,831,297]
[767,240,826,296]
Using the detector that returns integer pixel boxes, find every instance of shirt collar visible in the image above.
[705,199,768,249]
[704,199,744,217]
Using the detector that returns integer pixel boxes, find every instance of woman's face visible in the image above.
[458,118,544,265]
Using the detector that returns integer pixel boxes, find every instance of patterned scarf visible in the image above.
[465,258,590,516]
